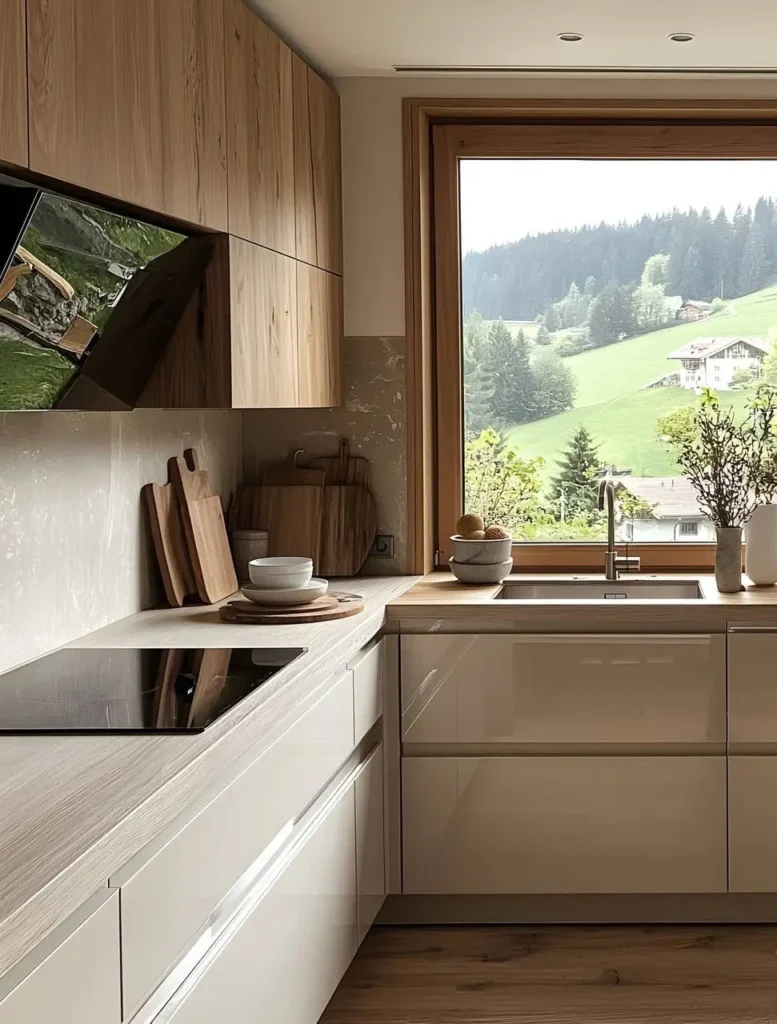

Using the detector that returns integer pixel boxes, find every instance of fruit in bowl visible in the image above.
[450,522,513,565]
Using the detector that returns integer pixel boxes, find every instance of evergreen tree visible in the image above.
[548,426,603,523]
[535,324,551,346]
[712,208,735,299]
[739,224,769,295]
[678,245,705,299]
[544,303,559,332]
[462,310,495,432]
[531,349,576,418]
[484,320,533,424]
[583,275,597,296]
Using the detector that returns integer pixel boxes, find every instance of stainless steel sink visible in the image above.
[495,579,704,601]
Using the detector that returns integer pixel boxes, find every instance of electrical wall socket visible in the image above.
[369,534,395,558]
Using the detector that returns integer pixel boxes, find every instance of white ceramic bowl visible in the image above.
[449,556,513,585]
[242,578,328,606]
[450,534,513,565]
[248,556,313,590]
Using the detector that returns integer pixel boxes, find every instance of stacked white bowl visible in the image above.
[243,557,328,606]
[449,535,513,585]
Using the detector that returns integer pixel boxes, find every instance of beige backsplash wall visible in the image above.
[0,410,242,673]
[242,335,407,574]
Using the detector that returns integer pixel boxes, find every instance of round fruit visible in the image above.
[461,529,486,540]
[484,525,511,540]
[456,513,484,536]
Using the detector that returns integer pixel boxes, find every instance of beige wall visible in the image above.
[337,75,777,337]
[0,411,242,674]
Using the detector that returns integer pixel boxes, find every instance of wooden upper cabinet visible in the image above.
[293,55,343,275]
[0,0,28,167]
[297,263,342,407]
[27,0,228,229]
[226,0,296,257]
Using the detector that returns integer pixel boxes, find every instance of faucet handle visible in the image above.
[614,555,641,575]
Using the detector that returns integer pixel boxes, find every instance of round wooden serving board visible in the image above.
[219,594,364,624]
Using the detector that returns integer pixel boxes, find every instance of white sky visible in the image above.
[460,160,777,254]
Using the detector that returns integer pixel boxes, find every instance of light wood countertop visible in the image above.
[0,576,417,978]
[386,572,777,632]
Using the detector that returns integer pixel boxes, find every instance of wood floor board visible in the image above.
[321,926,777,1024]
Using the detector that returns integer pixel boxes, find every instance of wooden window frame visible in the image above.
[403,99,777,573]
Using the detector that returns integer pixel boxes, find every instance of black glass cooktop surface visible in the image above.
[0,647,305,734]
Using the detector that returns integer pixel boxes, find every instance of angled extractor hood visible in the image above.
[0,175,213,411]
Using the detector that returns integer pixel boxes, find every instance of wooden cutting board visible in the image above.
[263,449,326,488]
[234,483,323,569]
[219,594,364,625]
[319,484,378,576]
[171,454,238,604]
[142,455,198,608]
[310,439,371,487]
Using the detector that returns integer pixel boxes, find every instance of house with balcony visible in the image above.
[667,335,770,390]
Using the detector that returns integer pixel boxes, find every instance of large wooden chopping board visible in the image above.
[318,484,378,576]
[310,438,371,486]
[171,454,238,604]
[234,483,323,569]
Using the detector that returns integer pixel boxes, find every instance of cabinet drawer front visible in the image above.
[728,634,777,747]
[729,756,777,892]
[403,756,727,895]
[0,892,120,1024]
[162,777,357,1024]
[115,672,354,1018]
[350,640,384,743]
[401,635,725,748]
[355,744,386,943]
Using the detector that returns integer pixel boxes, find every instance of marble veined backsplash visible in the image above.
[0,410,242,674]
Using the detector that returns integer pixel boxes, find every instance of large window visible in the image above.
[431,120,777,568]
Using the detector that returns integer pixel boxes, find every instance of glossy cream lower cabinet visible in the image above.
[729,756,777,892]
[728,632,777,749]
[402,756,727,894]
[355,745,386,943]
[0,892,120,1024]
[159,778,357,1024]
[401,635,725,748]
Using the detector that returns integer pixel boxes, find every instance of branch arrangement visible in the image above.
[667,387,777,529]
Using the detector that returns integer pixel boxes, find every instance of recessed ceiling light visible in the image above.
[669,32,695,43]
[558,32,584,43]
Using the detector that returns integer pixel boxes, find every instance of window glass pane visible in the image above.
[460,159,777,542]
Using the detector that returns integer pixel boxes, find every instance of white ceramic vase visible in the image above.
[745,504,777,586]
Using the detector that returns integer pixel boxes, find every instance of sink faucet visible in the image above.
[597,477,640,581]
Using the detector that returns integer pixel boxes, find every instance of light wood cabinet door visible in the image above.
[729,756,777,892]
[28,0,228,228]
[163,779,357,1024]
[355,745,386,944]
[403,756,727,895]
[0,892,120,1024]
[0,0,27,167]
[230,237,298,408]
[401,634,726,751]
[728,632,777,749]
[226,0,295,256]
[293,55,343,274]
[297,262,342,407]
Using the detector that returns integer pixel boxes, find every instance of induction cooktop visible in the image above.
[0,647,305,734]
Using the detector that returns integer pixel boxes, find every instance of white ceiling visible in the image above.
[252,0,777,78]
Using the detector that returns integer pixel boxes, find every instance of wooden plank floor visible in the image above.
[321,926,777,1023]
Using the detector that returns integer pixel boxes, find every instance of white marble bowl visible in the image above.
[248,556,313,590]
[450,534,513,565]
[449,557,513,585]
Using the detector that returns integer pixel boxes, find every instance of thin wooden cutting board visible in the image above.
[318,484,378,576]
[170,454,238,604]
[143,480,197,607]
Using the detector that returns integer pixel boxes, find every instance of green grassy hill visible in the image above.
[506,283,777,480]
